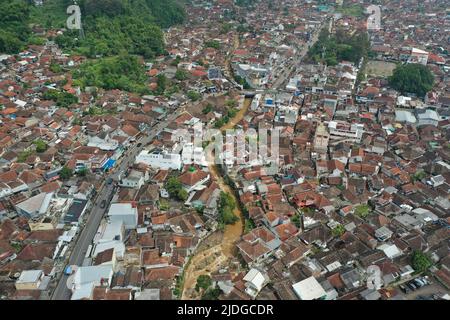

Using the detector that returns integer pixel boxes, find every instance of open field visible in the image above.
[366,60,397,78]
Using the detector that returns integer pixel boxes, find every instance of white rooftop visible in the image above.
[16,270,42,284]
[243,268,266,292]
[292,276,327,300]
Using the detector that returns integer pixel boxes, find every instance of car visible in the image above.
[413,279,425,287]
[407,282,417,290]
[415,278,426,287]
[106,177,113,185]
[399,284,410,294]
[100,200,106,208]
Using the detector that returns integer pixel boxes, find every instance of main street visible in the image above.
[271,26,323,90]
[51,109,184,300]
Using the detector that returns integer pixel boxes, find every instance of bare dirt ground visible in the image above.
[366,60,397,78]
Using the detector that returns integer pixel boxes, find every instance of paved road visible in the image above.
[271,27,323,90]
[51,109,183,300]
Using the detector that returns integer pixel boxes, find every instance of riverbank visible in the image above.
[180,97,251,300]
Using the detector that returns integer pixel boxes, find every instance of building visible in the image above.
[328,121,364,142]
[292,276,327,300]
[243,268,270,299]
[63,199,89,224]
[70,265,114,300]
[313,122,330,154]
[135,149,182,170]
[107,203,138,230]
[15,192,53,219]
[15,270,44,290]
[375,226,393,242]
[119,169,148,189]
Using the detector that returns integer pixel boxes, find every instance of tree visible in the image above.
[332,225,346,237]
[389,64,434,97]
[244,218,255,233]
[202,103,213,114]
[0,0,31,54]
[84,0,125,17]
[34,139,48,153]
[156,74,168,93]
[187,90,201,101]
[354,204,370,219]
[218,192,238,226]
[165,177,188,202]
[77,167,88,177]
[175,69,188,81]
[195,275,212,292]
[205,40,220,50]
[411,250,433,273]
[177,189,188,202]
[59,166,73,180]
[291,214,301,228]
[201,287,222,300]
[42,89,78,107]
[73,54,149,94]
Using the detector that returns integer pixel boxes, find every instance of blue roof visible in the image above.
[103,159,116,170]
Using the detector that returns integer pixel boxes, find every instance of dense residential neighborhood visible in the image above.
[0,0,449,302]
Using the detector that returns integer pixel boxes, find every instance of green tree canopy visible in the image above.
[218,192,238,226]
[165,177,188,202]
[195,275,212,292]
[34,139,48,153]
[411,250,433,273]
[73,54,148,94]
[0,0,31,53]
[60,166,73,180]
[389,63,434,97]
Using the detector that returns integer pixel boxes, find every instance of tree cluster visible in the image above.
[388,63,434,97]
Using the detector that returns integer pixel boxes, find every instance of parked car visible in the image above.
[399,284,410,294]
[414,279,425,287]
[407,282,417,290]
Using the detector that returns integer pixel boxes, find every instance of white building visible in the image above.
[70,265,114,300]
[328,121,364,142]
[243,268,269,299]
[15,270,44,290]
[292,276,327,300]
[119,169,148,189]
[107,203,138,230]
[135,149,182,170]
[87,135,119,151]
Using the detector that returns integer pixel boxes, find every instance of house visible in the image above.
[178,166,210,193]
[15,270,45,290]
[243,268,270,299]
[292,276,327,300]
[119,169,148,189]
[375,226,393,242]
[430,175,445,188]
[108,203,138,230]
[70,265,114,300]
[63,199,88,224]
[15,192,53,219]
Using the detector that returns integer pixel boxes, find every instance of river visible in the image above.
[180,97,251,300]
